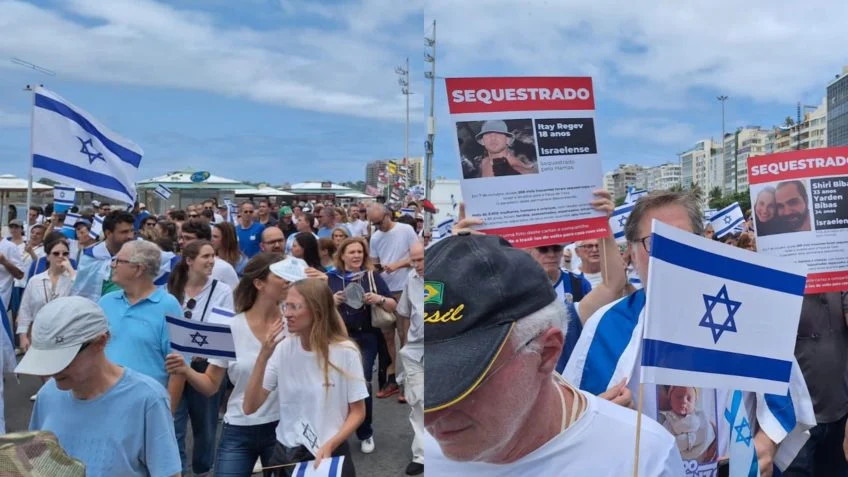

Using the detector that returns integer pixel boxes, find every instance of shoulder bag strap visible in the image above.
[200,279,218,322]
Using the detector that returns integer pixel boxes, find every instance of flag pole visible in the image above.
[632,382,644,477]
[24,84,38,234]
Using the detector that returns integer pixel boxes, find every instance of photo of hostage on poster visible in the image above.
[447,76,608,248]
[748,146,848,292]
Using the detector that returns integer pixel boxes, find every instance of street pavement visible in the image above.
[6,366,415,476]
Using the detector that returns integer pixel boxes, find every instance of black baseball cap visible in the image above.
[424,233,556,413]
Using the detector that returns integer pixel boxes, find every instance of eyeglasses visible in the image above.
[76,339,94,356]
[474,332,543,393]
[51,251,70,257]
[358,209,367,214]
[634,236,652,254]
[189,214,199,219]
[536,245,563,254]
[282,302,304,312]
[578,244,600,250]
[184,298,197,319]
[145,222,156,227]
[110,257,133,267]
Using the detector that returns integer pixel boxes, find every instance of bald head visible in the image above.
[410,240,425,275]
[260,226,285,254]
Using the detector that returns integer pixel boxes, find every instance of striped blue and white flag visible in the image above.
[609,203,633,243]
[167,315,235,360]
[291,456,345,477]
[153,184,172,200]
[208,307,235,324]
[640,220,807,395]
[53,185,75,213]
[91,214,104,237]
[703,209,717,221]
[63,212,80,230]
[624,187,647,205]
[725,390,760,477]
[710,202,745,238]
[400,207,415,217]
[433,217,454,239]
[31,87,143,206]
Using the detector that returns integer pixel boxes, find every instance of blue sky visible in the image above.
[1,0,847,186]
[426,0,848,179]
[0,0,425,184]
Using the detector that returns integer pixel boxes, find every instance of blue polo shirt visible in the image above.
[236,222,266,259]
[99,288,183,388]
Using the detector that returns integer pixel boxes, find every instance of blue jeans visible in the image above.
[174,364,225,474]
[782,412,848,477]
[350,330,378,441]
[214,420,278,477]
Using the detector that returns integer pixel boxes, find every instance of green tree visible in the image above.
[784,116,795,127]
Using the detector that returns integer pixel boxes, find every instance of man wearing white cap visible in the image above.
[18,296,182,477]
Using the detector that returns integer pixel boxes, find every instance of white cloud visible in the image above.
[0,109,29,128]
[426,0,848,107]
[0,0,423,122]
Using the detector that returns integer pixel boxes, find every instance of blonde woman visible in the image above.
[244,278,367,477]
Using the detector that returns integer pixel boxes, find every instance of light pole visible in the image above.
[424,20,436,232]
[717,95,728,194]
[394,58,411,204]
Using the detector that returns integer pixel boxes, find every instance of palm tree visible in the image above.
[784,116,795,127]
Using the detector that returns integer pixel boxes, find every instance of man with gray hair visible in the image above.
[17,297,181,476]
[423,233,683,475]
[97,240,185,413]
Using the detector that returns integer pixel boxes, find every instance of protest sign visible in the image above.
[446,77,608,248]
[747,147,848,293]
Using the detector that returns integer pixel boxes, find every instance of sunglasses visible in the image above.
[189,214,199,218]
[536,245,563,254]
[184,298,197,319]
[51,251,70,257]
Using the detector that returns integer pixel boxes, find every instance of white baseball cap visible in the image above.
[270,256,309,283]
[15,297,109,376]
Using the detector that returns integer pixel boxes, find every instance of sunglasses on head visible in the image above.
[184,298,197,319]
[536,245,563,254]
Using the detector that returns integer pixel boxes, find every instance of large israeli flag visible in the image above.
[167,315,236,360]
[609,203,633,243]
[31,87,142,206]
[710,202,745,238]
[640,220,806,395]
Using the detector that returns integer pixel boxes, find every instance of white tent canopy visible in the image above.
[234,187,294,196]
[0,174,52,191]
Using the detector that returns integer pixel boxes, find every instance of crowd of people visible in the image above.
[0,196,428,476]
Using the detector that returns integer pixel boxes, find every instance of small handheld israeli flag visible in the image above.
[710,202,745,238]
[31,87,143,206]
[207,307,235,324]
[400,207,415,217]
[725,390,761,477]
[63,212,80,230]
[167,315,236,360]
[224,199,238,223]
[609,203,634,243]
[91,215,104,237]
[640,220,806,395]
[624,187,647,205]
[291,456,345,477]
[53,185,75,213]
[153,184,172,200]
[433,217,454,239]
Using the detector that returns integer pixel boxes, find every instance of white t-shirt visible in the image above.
[181,277,234,322]
[579,269,603,288]
[212,257,239,290]
[348,220,369,238]
[262,336,369,447]
[209,313,280,426]
[370,222,419,292]
[0,238,23,306]
[423,391,684,477]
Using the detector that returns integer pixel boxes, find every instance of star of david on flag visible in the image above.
[639,220,807,395]
[608,203,634,243]
[30,86,143,206]
[699,285,742,343]
[53,185,76,213]
[167,315,235,360]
